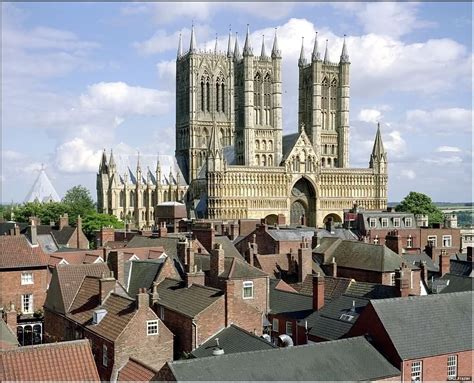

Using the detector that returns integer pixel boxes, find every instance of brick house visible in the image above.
[44,269,173,381]
[0,339,100,381]
[348,292,473,382]
[0,232,49,346]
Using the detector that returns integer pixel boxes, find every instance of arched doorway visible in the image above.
[265,214,278,225]
[290,177,316,227]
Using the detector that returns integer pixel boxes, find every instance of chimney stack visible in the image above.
[229,222,239,241]
[439,250,450,277]
[30,222,38,245]
[297,238,312,282]
[192,222,215,253]
[76,215,82,248]
[312,273,325,311]
[177,237,188,264]
[159,221,168,238]
[329,257,337,277]
[136,287,149,310]
[99,271,115,304]
[467,246,473,263]
[13,224,20,236]
[151,282,160,306]
[325,217,335,234]
[186,246,195,272]
[210,243,225,285]
[395,268,410,297]
[5,302,17,333]
[59,213,69,230]
[107,251,124,285]
[247,234,258,267]
[385,230,402,255]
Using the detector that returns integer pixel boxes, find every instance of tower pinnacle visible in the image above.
[260,35,267,58]
[234,32,241,60]
[324,39,330,63]
[189,23,196,53]
[340,34,349,63]
[227,27,233,57]
[298,37,306,66]
[312,31,320,61]
[243,24,253,56]
[177,33,183,58]
[271,28,281,58]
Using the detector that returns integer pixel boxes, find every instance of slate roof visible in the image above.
[0,235,48,269]
[0,340,99,381]
[219,257,268,279]
[156,278,224,318]
[0,319,19,350]
[44,263,110,314]
[125,259,164,296]
[191,325,276,358]
[214,236,243,259]
[450,259,473,277]
[266,227,316,242]
[281,133,299,162]
[371,291,473,360]
[269,279,313,319]
[313,236,341,254]
[166,336,400,381]
[403,252,439,272]
[317,228,359,240]
[24,225,77,247]
[439,274,473,294]
[117,358,158,382]
[0,222,28,236]
[345,280,398,299]
[358,211,417,230]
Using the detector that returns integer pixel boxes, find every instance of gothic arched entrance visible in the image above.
[290,177,316,227]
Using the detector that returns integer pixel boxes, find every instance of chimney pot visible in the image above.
[312,274,325,311]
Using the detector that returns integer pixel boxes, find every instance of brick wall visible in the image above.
[195,298,226,346]
[0,267,48,314]
[155,363,176,381]
[157,306,193,357]
[154,257,181,285]
[43,308,70,342]
[268,314,300,345]
[65,228,90,249]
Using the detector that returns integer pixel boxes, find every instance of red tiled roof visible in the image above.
[49,249,104,267]
[255,253,292,275]
[0,339,100,381]
[274,279,298,293]
[0,235,48,269]
[117,357,158,381]
[296,275,353,300]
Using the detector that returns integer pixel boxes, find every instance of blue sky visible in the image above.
[2,2,472,203]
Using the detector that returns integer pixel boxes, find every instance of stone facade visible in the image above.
[97,26,388,228]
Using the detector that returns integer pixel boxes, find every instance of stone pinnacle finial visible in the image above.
[214,33,218,54]
[324,39,330,63]
[298,36,306,66]
[227,26,233,57]
[340,34,349,63]
[272,28,281,58]
[234,32,241,60]
[177,32,183,58]
[312,31,320,61]
[190,23,196,53]
[243,24,253,56]
[260,35,267,58]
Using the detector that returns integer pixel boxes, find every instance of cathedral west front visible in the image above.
[98,26,388,228]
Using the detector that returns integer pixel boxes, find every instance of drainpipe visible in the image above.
[192,319,198,349]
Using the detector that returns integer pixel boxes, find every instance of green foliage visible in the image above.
[62,185,96,224]
[82,212,124,240]
[396,191,444,225]
[452,211,474,227]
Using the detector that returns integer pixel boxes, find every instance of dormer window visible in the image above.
[393,217,401,227]
[405,218,412,227]
[381,218,388,228]
[369,218,377,228]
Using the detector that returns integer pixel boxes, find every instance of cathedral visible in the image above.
[97,26,387,228]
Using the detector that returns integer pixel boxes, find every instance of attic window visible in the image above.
[405,218,412,227]
[147,320,159,335]
[369,218,377,228]
[381,218,388,228]
[339,313,354,322]
[393,217,401,227]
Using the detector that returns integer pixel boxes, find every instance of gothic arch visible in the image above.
[290,177,317,227]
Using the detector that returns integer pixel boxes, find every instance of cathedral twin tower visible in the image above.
[98,25,387,228]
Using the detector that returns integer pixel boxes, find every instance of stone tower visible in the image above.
[298,34,350,168]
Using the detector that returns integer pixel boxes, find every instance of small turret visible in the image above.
[189,24,196,53]
[260,35,267,58]
[369,122,387,173]
[340,35,349,63]
[99,149,108,173]
[323,39,330,64]
[214,33,218,54]
[155,155,162,185]
[109,149,116,173]
[298,37,306,67]
[312,32,320,61]
[227,28,233,58]
[136,152,142,184]
[243,24,253,57]
[177,32,183,58]
[234,32,241,61]
[271,28,281,59]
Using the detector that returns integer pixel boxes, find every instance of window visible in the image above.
[443,235,452,248]
[447,355,457,379]
[272,318,279,332]
[369,218,377,228]
[285,321,293,336]
[21,294,33,314]
[147,320,158,335]
[243,281,254,299]
[405,218,412,227]
[411,361,422,382]
[393,217,401,227]
[381,218,388,228]
[159,306,165,321]
[102,344,108,367]
[339,313,354,321]
[427,235,437,248]
[21,272,33,285]
[407,235,413,248]
[390,273,396,286]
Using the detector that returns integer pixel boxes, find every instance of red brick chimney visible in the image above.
[224,279,235,327]
[151,282,160,307]
[439,250,450,277]
[229,222,239,241]
[76,215,82,248]
[99,227,115,248]
[395,267,410,297]
[312,274,325,311]
[298,238,312,283]
[467,247,473,263]
[177,237,188,264]
[210,243,225,285]
[30,222,38,246]
[107,251,124,286]
[5,302,17,333]
[136,287,149,311]
[385,230,402,255]
[192,223,215,253]
[328,257,337,277]
[99,271,115,304]
[59,213,69,230]
[159,221,168,238]
[247,234,258,267]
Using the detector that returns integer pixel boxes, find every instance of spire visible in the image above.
[340,34,349,63]
[136,151,141,172]
[227,27,233,57]
[214,33,218,54]
[371,122,386,157]
[177,33,183,58]
[370,122,387,171]
[243,24,253,56]
[260,35,267,58]
[189,23,196,53]
[109,149,116,168]
[298,37,306,66]
[312,31,320,61]
[271,28,281,58]
[324,39,330,63]
[100,149,108,171]
[155,155,161,183]
[234,32,241,60]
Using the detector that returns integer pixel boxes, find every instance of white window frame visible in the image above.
[393,217,401,228]
[411,360,422,382]
[102,344,108,367]
[390,272,396,286]
[381,218,389,228]
[447,355,457,379]
[147,320,159,336]
[339,313,354,321]
[285,321,293,336]
[427,235,437,248]
[407,236,413,248]
[242,281,254,299]
[442,235,452,248]
[272,318,279,332]
[21,272,34,285]
[21,294,33,314]
[369,218,377,228]
[405,218,412,227]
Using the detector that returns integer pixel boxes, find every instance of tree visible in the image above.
[82,212,124,242]
[62,185,96,224]
[396,191,444,225]
[13,202,44,224]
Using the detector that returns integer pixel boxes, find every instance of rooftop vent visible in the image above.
[261,334,271,342]
[92,308,107,324]
[212,337,224,356]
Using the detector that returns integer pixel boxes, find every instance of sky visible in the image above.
[1,2,472,203]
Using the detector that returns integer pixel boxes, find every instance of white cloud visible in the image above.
[55,138,103,173]
[436,146,461,153]
[400,169,416,180]
[424,156,463,165]
[357,109,383,123]
[406,108,472,134]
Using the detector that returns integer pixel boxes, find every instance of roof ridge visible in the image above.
[227,324,277,346]
[371,290,473,304]
[2,339,89,352]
